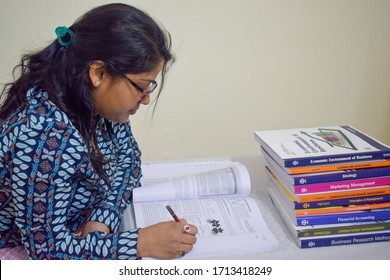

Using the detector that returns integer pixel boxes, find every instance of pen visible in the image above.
[166,204,191,259]
[166,205,180,222]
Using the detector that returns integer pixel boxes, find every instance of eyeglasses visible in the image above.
[121,74,158,103]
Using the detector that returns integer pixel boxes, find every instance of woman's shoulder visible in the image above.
[0,88,79,142]
[24,88,74,131]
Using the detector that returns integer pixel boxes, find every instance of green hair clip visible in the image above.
[55,26,74,47]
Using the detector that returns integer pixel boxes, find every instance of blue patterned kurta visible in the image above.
[0,88,142,259]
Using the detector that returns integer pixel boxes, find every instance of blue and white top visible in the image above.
[0,88,142,259]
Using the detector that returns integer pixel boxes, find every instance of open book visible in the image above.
[131,158,279,259]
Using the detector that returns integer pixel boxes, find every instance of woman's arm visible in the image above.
[86,120,142,233]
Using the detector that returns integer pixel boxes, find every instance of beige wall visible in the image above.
[1,0,389,161]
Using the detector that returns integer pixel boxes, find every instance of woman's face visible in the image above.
[90,60,164,123]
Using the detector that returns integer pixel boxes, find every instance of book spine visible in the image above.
[283,150,390,167]
[297,221,390,238]
[270,165,390,204]
[296,186,390,203]
[287,159,390,175]
[294,177,390,194]
[295,202,390,216]
[294,194,390,209]
[299,231,390,248]
[295,209,390,226]
[292,167,390,185]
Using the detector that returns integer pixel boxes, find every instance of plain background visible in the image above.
[1,0,389,162]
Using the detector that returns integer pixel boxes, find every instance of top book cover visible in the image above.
[254,126,390,168]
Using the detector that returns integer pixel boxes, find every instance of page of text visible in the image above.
[133,197,278,258]
[133,162,251,203]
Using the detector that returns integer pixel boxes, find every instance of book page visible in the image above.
[141,157,233,179]
[133,161,251,203]
[133,196,279,259]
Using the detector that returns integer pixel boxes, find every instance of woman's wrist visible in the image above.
[136,227,147,258]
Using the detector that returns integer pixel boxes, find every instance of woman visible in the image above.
[0,3,197,260]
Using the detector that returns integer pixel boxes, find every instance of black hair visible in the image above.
[0,3,174,186]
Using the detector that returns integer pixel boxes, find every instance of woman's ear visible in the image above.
[89,61,105,87]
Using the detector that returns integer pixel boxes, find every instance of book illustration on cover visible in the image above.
[254,125,390,167]
[301,128,357,151]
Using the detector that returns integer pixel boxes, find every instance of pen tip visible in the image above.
[166,205,174,215]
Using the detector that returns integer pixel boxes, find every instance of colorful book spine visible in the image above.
[295,202,390,216]
[296,186,390,203]
[283,158,390,175]
[299,231,390,248]
[293,176,390,194]
[261,146,390,175]
[267,166,390,204]
[263,149,390,185]
[293,194,390,209]
[291,166,390,185]
[283,150,390,168]
[297,220,390,238]
[294,209,390,226]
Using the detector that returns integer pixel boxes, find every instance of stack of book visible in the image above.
[254,125,390,248]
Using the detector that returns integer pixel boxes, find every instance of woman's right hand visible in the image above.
[137,219,198,259]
